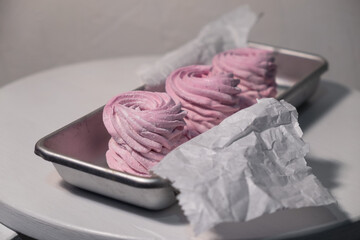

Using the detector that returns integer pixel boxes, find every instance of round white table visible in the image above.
[0,56,359,240]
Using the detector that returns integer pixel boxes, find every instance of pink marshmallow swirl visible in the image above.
[103,91,187,177]
[211,48,277,108]
[166,65,241,137]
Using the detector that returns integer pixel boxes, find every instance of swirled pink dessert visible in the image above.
[103,91,187,177]
[211,48,277,108]
[165,65,241,137]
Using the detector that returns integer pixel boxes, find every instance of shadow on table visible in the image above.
[59,180,188,225]
[298,80,350,216]
[297,80,349,132]
[306,156,341,190]
[305,156,349,221]
[202,205,345,239]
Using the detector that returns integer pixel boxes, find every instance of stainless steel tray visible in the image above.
[34,43,328,210]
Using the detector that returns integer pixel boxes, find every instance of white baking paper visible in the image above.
[152,98,336,235]
[137,5,258,90]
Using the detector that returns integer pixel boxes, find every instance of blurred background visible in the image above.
[0,0,359,89]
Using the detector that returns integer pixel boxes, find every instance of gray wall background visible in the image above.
[0,0,359,89]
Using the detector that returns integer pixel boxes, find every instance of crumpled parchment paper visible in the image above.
[152,98,335,234]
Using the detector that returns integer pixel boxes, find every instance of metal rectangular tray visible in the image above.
[34,43,328,210]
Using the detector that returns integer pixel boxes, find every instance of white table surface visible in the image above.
[0,56,359,240]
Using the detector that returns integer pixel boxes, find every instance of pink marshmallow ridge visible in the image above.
[165,65,241,138]
[103,91,187,177]
[211,47,277,108]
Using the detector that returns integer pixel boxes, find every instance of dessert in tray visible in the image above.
[103,91,188,177]
[103,47,277,177]
[211,48,277,108]
[34,43,328,210]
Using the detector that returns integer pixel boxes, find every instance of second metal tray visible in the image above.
[34,43,328,210]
